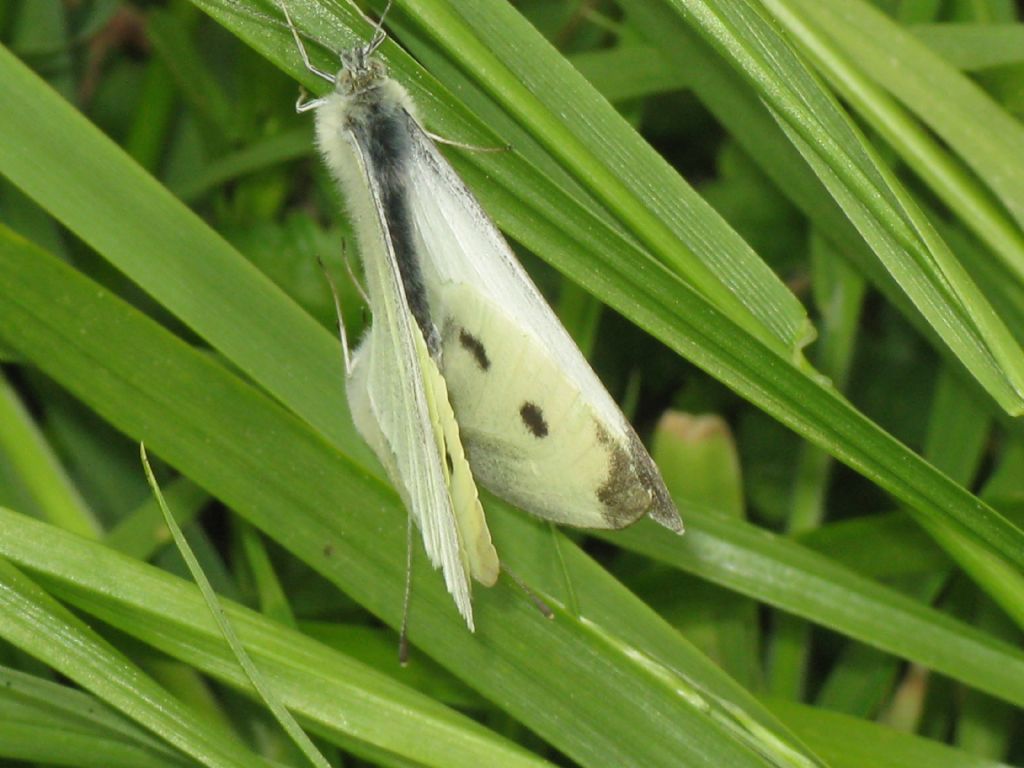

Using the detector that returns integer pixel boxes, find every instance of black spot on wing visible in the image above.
[519,402,548,438]
[458,328,490,371]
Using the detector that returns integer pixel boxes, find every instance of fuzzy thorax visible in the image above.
[314,77,414,174]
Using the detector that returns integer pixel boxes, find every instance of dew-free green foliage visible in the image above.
[0,0,1022,766]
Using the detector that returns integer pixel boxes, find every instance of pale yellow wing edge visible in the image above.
[413,328,499,587]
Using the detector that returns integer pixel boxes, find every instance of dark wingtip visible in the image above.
[647,491,684,534]
[630,433,685,534]
[597,425,685,533]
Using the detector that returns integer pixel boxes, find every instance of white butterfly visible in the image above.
[283,2,683,633]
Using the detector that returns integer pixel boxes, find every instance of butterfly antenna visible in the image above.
[366,0,393,54]
[337,0,390,54]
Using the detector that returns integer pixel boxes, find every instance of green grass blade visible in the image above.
[141,443,331,768]
[604,511,1024,709]
[767,0,1024,343]
[569,45,687,102]
[613,0,1024,601]
[0,508,554,768]
[0,370,100,538]
[789,1,1024,232]
[0,39,361,456]
[912,22,1024,70]
[767,698,1012,768]
[630,0,1024,414]
[103,476,211,561]
[0,556,272,768]
[0,228,818,767]
[0,665,196,768]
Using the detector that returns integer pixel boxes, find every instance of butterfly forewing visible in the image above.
[438,283,635,527]
[403,115,681,532]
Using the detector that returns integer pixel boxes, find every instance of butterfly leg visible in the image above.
[549,523,580,619]
[317,256,353,375]
[341,239,371,307]
[278,0,336,84]
[501,563,554,620]
[296,87,327,114]
[398,512,415,665]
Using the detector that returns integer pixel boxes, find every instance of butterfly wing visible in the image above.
[341,130,498,630]
[402,115,682,534]
[410,325,499,588]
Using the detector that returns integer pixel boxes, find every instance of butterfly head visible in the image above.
[336,40,389,95]
[280,0,394,98]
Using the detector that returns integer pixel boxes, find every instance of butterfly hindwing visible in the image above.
[412,325,499,587]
